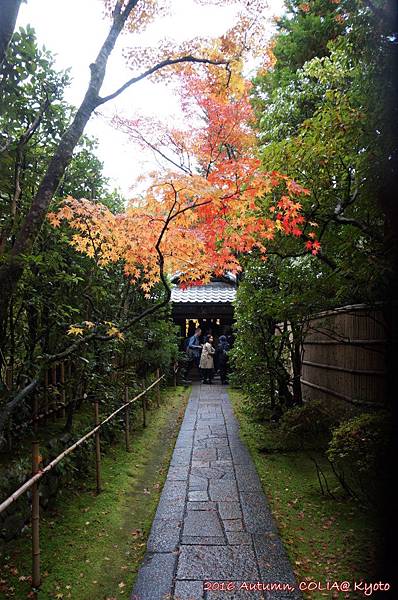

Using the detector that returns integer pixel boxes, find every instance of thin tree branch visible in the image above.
[0,379,39,440]
[126,127,193,175]
[98,56,229,105]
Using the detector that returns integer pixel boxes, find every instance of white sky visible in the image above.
[16,0,285,197]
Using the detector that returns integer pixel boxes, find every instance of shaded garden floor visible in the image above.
[0,386,190,600]
[228,389,381,598]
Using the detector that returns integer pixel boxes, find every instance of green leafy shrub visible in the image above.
[327,412,391,505]
[0,457,31,540]
[280,400,340,450]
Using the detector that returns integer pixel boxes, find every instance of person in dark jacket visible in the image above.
[187,327,203,367]
[216,335,230,384]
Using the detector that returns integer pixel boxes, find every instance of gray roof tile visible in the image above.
[171,282,236,304]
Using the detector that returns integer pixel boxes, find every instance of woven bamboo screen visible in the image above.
[301,304,386,408]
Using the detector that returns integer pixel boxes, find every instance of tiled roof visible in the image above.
[171,282,237,304]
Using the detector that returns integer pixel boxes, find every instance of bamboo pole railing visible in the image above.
[0,369,178,593]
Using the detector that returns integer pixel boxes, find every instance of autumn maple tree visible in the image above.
[49,62,317,328]
[0,0,275,348]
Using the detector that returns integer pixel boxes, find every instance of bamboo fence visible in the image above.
[0,368,177,594]
[301,304,386,408]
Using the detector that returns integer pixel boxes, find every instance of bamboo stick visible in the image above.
[124,387,130,452]
[32,393,38,434]
[31,441,41,590]
[142,398,147,428]
[0,376,164,515]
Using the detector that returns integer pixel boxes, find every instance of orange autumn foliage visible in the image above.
[48,66,315,294]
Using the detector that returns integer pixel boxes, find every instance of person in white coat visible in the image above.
[199,334,215,384]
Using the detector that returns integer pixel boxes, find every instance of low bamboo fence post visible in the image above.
[173,363,177,388]
[31,441,41,590]
[0,374,169,597]
[124,386,130,452]
[156,369,161,408]
[142,382,147,428]
[94,400,101,494]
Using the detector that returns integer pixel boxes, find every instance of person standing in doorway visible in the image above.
[200,334,215,384]
[187,327,203,373]
[216,335,230,384]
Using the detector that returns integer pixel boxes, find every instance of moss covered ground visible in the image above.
[229,389,381,599]
[0,385,190,600]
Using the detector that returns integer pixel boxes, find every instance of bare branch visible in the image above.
[127,127,193,175]
[98,56,229,105]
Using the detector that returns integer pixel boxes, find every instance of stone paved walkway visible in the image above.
[131,383,301,600]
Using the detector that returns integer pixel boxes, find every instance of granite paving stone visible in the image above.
[154,497,185,520]
[183,509,224,537]
[197,437,230,448]
[147,518,182,552]
[191,465,230,480]
[189,474,208,490]
[162,480,187,499]
[253,533,298,585]
[192,447,217,461]
[187,500,217,511]
[218,501,242,520]
[132,552,176,600]
[209,479,239,501]
[167,465,190,481]
[223,518,244,531]
[226,532,253,545]
[211,459,233,467]
[235,463,263,492]
[131,382,300,600]
[177,545,260,580]
[217,447,233,460]
[191,460,210,468]
[173,580,204,600]
[188,490,209,501]
[181,535,226,545]
[206,587,266,599]
[241,492,278,534]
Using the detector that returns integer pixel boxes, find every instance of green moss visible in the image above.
[0,386,190,600]
[229,389,381,596]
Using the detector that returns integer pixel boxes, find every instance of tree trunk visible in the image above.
[0,0,22,68]
[291,322,303,405]
[0,0,139,348]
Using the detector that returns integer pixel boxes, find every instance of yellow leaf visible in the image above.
[67,326,84,336]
